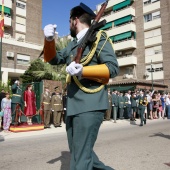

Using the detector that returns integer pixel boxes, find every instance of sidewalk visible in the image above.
[0,118,168,140]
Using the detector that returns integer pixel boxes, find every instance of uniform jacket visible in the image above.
[131,97,137,108]
[108,93,112,108]
[49,31,119,116]
[118,95,125,108]
[123,96,129,107]
[41,92,51,111]
[134,95,146,109]
[11,83,22,104]
[111,93,118,107]
[51,94,63,112]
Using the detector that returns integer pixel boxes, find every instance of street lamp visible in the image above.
[151,60,153,91]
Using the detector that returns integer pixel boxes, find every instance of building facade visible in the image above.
[96,0,170,90]
[0,0,43,84]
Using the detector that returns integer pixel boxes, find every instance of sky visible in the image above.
[42,0,104,37]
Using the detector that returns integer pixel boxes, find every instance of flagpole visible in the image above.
[0,37,2,80]
[0,0,4,81]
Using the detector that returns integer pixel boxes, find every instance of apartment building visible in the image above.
[96,0,170,90]
[0,0,43,84]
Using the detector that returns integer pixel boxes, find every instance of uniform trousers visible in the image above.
[53,111,62,126]
[44,110,51,127]
[138,106,146,125]
[66,111,114,170]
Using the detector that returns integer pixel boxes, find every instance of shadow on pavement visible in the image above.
[149,132,170,140]
[47,151,70,170]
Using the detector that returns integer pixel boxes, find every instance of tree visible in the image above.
[21,37,71,84]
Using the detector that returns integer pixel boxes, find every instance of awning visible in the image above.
[100,22,113,30]
[110,31,132,42]
[0,5,11,14]
[109,85,135,92]
[114,15,132,26]
[113,0,132,11]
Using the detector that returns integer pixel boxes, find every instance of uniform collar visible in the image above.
[76,28,88,42]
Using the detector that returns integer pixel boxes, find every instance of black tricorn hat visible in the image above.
[70,2,96,19]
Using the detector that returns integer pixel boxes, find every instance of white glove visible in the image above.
[66,61,83,77]
[44,24,57,41]
[15,80,19,84]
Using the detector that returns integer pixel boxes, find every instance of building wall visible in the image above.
[161,0,170,86]
[1,0,43,84]
[98,0,170,90]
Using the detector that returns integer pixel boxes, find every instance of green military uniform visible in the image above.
[123,95,129,119]
[134,95,147,126]
[41,92,51,128]
[51,94,63,127]
[48,33,118,169]
[11,83,22,124]
[105,92,112,120]
[118,94,125,119]
[131,96,137,120]
[44,4,119,170]
[111,92,118,119]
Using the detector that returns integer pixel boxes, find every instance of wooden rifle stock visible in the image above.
[74,0,109,63]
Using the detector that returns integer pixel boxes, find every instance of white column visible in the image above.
[2,71,9,84]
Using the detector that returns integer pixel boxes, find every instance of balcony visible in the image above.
[145,35,162,47]
[143,1,160,14]
[145,53,163,64]
[113,0,133,11]
[97,0,125,11]
[146,71,164,80]
[16,7,26,17]
[107,23,136,37]
[101,6,135,23]
[114,39,137,51]
[4,16,11,27]
[2,36,43,51]
[0,0,12,8]
[144,18,161,31]
[117,55,137,67]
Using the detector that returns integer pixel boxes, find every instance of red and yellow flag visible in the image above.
[0,0,4,38]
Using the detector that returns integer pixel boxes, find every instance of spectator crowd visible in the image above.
[105,89,170,122]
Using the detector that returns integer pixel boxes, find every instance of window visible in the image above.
[143,0,151,6]
[144,11,160,22]
[16,2,25,9]
[125,67,133,75]
[152,11,160,20]
[17,54,30,65]
[144,14,152,22]
[145,45,162,56]
[146,63,163,72]
[143,0,160,5]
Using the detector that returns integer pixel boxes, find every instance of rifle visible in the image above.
[74,0,109,63]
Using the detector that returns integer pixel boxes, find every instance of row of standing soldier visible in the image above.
[11,80,67,128]
[40,86,65,128]
[106,90,148,126]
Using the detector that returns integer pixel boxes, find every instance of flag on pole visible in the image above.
[0,0,4,38]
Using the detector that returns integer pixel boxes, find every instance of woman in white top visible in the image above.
[1,92,11,132]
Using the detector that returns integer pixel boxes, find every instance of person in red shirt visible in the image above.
[24,84,36,125]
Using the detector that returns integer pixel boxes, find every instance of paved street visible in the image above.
[0,119,170,170]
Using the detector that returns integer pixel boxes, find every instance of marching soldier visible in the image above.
[51,89,63,127]
[11,80,22,125]
[134,91,147,126]
[41,87,51,128]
